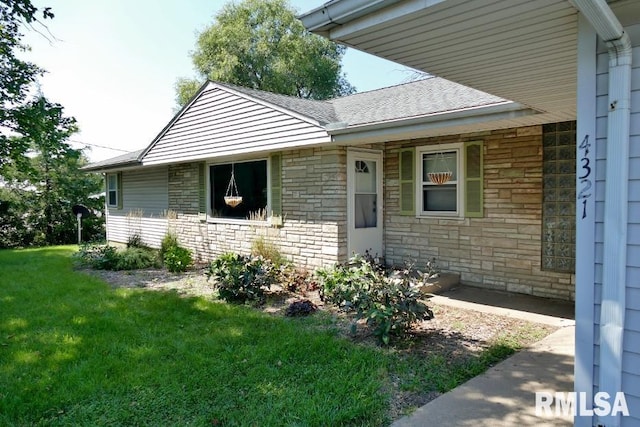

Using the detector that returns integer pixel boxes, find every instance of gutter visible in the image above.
[298,0,400,35]
[325,101,539,142]
[570,1,632,426]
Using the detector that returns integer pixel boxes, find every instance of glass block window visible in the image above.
[541,121,576,272]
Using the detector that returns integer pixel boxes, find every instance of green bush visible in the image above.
[164,245,193,273]
[315,255,434,345]
[251,236,287,267]
[159,232,179,262]
[207,253,277,304]
[74,244,159,271]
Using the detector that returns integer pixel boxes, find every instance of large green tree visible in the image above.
[0,97,104,247]
[0,0,53,172]
[175,0,354,106]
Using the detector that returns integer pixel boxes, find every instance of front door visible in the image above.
[347,150,383,258]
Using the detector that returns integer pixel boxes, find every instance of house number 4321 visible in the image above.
[578,134,592,219]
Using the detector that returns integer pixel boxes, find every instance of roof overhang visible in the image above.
[327,101,542,144]
[300,0,580,124]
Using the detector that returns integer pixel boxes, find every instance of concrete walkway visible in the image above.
[392,288,575,427]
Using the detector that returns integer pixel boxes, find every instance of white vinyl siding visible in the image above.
[142,85,331,165]
[106,166,169,248]
[593,25,640,425]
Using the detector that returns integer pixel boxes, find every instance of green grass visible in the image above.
[0,246,552,425]
[0,247,388,426]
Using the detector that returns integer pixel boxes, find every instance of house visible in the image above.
[298,0,639,425]
[86,76,578,302]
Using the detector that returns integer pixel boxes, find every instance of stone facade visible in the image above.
[383,125,575,300]
[167,146,347,269]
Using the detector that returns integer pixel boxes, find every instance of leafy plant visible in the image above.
[278,266,317,293]
[316,255,434,345]
[159,231,179,262]
[285,299,317,317]
[126,233,143,248]
[74,243,159,271]
[207,253,277,304]
[251,236,287,267]
[164,245,192,273]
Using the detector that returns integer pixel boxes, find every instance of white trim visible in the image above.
[347,149,384,257]
[106,173,119,208]
[574,14,597,427]
[415,142,464,218]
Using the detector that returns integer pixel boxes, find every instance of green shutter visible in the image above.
[198,162,206,216]
[399,148,415,215]
[270,153,282,217]
[464,142,483,218]
[116,172,123,210]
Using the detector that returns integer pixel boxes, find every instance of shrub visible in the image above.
[164,245,193,273]
[159,231,179,262]
[115,247,160,270]
[207,253,277,304]
[285,299,317,317]
[251,236,287,267]
[278,266,317,293]
[315,255,434,345]
[74,244,159,271]
[126,233,144,248]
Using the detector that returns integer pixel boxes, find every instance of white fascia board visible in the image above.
[298,0,403,35]
[327,0,447,41]
[327,102,539,142]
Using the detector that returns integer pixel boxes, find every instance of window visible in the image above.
[420,149,459,214]
[541,121,576,272]
[399,142,483,218]
[106,173,120,208]
[209,159,268,219]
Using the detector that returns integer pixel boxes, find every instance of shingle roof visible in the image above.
[86,77,510,171]
[329,77,507,127]
[82,149,143,171]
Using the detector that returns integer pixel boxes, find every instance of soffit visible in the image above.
[319,0,579,123]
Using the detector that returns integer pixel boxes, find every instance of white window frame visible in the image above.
[416,142,464,218]
[106,173,119,208]
[206,157,272,226]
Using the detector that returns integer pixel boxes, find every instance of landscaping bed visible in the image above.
[81,264,557,420]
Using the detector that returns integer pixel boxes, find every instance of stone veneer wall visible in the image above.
[167,146,347,269]
[384,125,575,300]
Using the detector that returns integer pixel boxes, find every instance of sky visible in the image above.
[21,0,416,162]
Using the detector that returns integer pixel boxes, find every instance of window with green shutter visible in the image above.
[415,141,484,218]
[399,148,415,215]
[106,172,122,209]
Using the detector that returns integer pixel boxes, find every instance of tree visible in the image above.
[175,0,355,106]
[0,0,54,173]
[0,96,104,247]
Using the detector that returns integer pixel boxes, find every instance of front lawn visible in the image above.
[0,247,387,426]
[0,246,554,426]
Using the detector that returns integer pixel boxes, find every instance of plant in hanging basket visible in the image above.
[427,171,453,185]
[224,196,243,207]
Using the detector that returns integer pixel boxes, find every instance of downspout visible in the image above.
[570,1,632,426]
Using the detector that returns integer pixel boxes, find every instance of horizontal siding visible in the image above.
[594,26,640,423]
[106,215,167,249]
[107,167,168,217]
[143,86,331,165]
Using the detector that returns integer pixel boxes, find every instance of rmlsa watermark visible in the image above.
[535,392,629,417]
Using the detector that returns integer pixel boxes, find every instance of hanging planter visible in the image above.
[224,163,243,207]
[427,171,453,185]
[427,148,453,185]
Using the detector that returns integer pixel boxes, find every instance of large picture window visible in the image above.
[209,159,268,219]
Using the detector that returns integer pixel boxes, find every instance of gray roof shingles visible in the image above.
[86,77,508,170]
